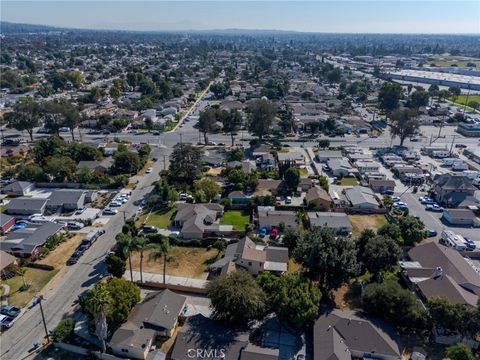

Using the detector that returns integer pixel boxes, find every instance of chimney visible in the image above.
[433,266,443,279]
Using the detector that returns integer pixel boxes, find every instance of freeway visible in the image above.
[0,148,170,360]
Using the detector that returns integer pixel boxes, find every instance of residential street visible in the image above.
[0,149,169,360]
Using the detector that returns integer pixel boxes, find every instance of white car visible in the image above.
[109,201,122,207]
[103,208,118,215]
[116,197,128,204]
[146,167,153,174]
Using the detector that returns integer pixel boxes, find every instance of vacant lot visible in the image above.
[450,94,480,106]
[146,207,176,229]
[337,178,358,186]
[38,234,84,268]
[348,215,388,238]
[428,60,480,68]
[220,210,250,231]
[1,268,59,308]
[129,246,219,279]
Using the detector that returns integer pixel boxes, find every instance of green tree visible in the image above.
[44,156,77,182]
[284,167,300,191]
[257,272,321,329]
[398,217,426,246]
[222,109,242,146]
[318,139,330,149]
[83,283,111,353]
[105,277,141,327]
[318,175,329,191]
[147,237,171,285]
[293,227,359,290]
[448,86,461,102]
[169,144,203,185]
[445,344,474,360]
[198,108,217,144]
[360,235,402,281]
[131,236,151,284]
[207,270,267,327]
[362,281,426,328]
[116,233,135,282]
[105,254,126,278]
[5,99,41,141]
[282,227,304,251]
[112,151,141,175]
[213,239,226,257]
[247,98,276,141]
[109,86,121,99]
[52,318,76,342]
[378,82,403,113]
[194,178,221,202]
[378,223,403,245]
[408,90,429,110]
[390,108,419,146]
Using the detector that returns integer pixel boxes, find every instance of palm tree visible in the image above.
[116,233,135,282]
[148,237,171,286]
[84,284,111,353]
[131,236,149,284]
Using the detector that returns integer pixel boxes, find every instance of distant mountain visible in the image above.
[0,21,65,34]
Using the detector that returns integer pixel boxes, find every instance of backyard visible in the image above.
[1,267,59,308]
[129,246,220,279]
[337,178,358,186]
[348,214,388,238]
[220,210,250,231]
[145,207,176,229]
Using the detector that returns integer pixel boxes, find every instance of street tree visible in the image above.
[5,98,41,141]
[198,108,217,144]
[378,223,403,245]
[293,227,359,290]
[445,344,474,360]
[169,143,203,185]
[398,217,426,246]
[83,283,111,353]
[147,237,171,285]
[390,108,419,146]
[44,156,77,182]
[408,90,430,110]
[105,254,126,278]
[247,98,276,141]
[318,139,330,149]
[207,270,267,327]
[222,109,242,146]
[448,86,461,102]
[378,82,403,113]
[112,150,141,175]
[116,233,135,282]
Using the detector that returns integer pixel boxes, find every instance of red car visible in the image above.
[270,228,279,240]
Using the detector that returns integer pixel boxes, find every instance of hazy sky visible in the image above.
[1,1,479,34]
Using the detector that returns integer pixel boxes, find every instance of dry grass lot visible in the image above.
[129,246,219,280]
[348,215,388,238]
[37,234,84,268]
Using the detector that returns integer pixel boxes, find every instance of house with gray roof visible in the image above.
[1,181,35,197]
[258,208,297,231]
[327,158,354,177]
[433,173,477,207]
[314,309,402,360]
[345,186,379,211]
[0,222,63,258]
[110,289,186,359]
[77,157,114,175]
[46,190,86,212]
[308,212,352,236]
[401,242,480,307]
[172,203,233,239]
[211,236,288,275]
[316,150,342,163]
[4,198,47,216]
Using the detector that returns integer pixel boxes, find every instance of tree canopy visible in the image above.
[247,98,276,141]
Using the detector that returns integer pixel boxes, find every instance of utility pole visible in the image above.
[163,155,166,170]
[449,134,456,154]
[36,295,49,342]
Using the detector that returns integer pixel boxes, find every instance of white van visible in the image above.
[29,216,55,224]
[441,230,467,251]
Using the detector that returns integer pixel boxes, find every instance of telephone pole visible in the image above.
[36,295,49,341]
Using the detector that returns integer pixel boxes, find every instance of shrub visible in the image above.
[52,318,75,342]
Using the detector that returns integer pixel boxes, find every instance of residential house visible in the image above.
[277,151,306,166]
[432,174,477,207]
[4,198,47,216]
[345,186,379,210]
[0,250,17,278]
[228,191,250,205]
[308,212,352,236]
[46,190,86,213]
[314,309,402,360]
[258,208,297,231]
[298,178,314,192]
[111,290,186,360]
[369,179,396,194]
[77,157,114,175]
[316,150,342,163]
[211,236,288,275]
[0,214,16,233]
[401,242,480,307]
[355,160,380,174]
[327,159,354,177]
[442,209,480,227]
[304,187,332,211]
[172,203,233,239]
[0,222,64,258]
[256,179,284,195]
[1,181,35,197]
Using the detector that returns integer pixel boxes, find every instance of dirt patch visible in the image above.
[128,247,219,279]
[205,167,223,176]
[348,215,388,238]
[332,282,363,311]
[38,234,84,268]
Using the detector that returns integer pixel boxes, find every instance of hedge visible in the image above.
[25,262,55,271]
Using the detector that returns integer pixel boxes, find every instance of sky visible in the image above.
[1,1,479,34]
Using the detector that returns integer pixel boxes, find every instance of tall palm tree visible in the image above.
[84,284,111,353]
[116,233,135,282]
[148,237,171,286]
[131,236,149,284]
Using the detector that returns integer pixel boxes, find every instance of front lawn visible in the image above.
[337,178,358,186]
[348,215,388,238]
[220,210,250,231]
[146,207,176,229]
[2,267,59,308]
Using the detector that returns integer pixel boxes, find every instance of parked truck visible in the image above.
[441,230,467,251]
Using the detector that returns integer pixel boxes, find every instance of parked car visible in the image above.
[381,189,394,196]
[11,223,28,231]
[146,167,153,174]
[75,207,86,215]
[259,228,268,238]
[275,196,282,205]
[109,201,122,207]
[426,229,438,237]
[0,305,20,318]
[67,221,85,230]
[419,196,434,204]
[103,208,118,215]
[270,228,280,240]
[0,314,15,329]
[142,225,159,234]
[464,237,477,251]
[67,255,80,265]
[426,203,444,212]
[285,196,292,204]
[391,196,401,202]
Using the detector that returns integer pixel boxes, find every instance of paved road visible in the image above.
[0,149,169,360]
